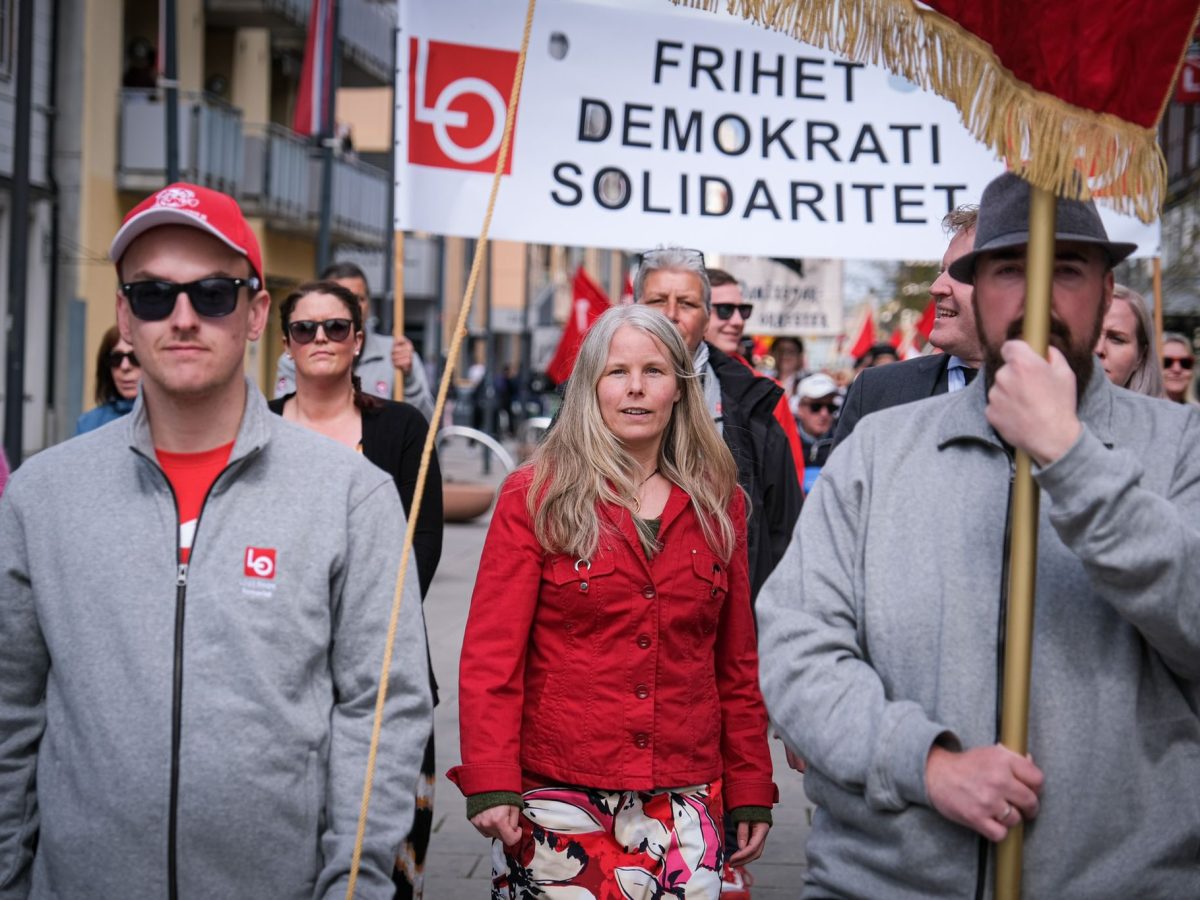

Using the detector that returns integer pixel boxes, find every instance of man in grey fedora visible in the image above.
[756,171,1200,898]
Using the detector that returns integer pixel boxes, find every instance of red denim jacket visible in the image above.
[449,469,778,811]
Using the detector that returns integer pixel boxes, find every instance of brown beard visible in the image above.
[974,297,1104,406]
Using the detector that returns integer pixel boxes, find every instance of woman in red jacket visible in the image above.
[450,304,776,898]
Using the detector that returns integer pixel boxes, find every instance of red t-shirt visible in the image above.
[156,442,234,563]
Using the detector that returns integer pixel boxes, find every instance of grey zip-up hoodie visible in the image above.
[758,367,1200,899]
[0,382,433,899]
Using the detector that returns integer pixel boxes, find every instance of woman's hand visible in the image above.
[470,805,523,845]
[726,820,771,866]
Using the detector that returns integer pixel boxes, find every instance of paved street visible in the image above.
[422,441,814,898]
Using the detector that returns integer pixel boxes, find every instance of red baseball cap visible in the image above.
[109,183,263,281]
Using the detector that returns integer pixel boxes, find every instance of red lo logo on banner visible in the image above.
[408,37,519,174]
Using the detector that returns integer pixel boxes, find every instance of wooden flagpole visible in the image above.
[994,185,1056,900]
[342,0,537,894]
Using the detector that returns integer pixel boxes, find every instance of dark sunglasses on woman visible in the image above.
[1164,356,1195,371]
[713,303,752,321]
[121,276,261,321]
[287,318,354,344]
[107,350,139,368]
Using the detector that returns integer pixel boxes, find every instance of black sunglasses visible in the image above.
[121,277,261,321]
[287,318,354,344]
[802,401,838,414]
[713,303,752,321]
[107,350,139,368]
[1164,356,1195,371]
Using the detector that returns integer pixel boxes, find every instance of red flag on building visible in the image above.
[546,267,611,384]
[293,0,337,137]
[847,310,876,360]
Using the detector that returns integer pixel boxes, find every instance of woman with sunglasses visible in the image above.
[268,280,443,900]
[451,304,776,898]
[1161,332,1199,406]
[75,325,143,435]
[1093,286,1165,398]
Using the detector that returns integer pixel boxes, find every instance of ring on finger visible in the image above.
[999,803,1014,823]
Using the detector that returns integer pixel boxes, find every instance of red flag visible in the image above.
[888,328,904,349]
[620,273,635,306]
[848,311,875,360]
[546,267,610,384]
[916,299,937,339]
[715,0,1200,222]
[293,0,337,136]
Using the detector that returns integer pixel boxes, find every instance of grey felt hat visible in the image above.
[948,172,1137,284]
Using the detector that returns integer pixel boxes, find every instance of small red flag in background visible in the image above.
[916,299,937,340]
[889,327,922,360]
[620,273,635,306]
[848,311,876,360]
[294,0,337,136]
[546,267,611,384]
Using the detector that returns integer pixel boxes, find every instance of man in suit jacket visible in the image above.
[834,206,983,448]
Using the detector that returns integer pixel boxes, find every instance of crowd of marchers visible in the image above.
[1,172,1197,900]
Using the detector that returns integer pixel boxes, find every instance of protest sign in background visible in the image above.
[720,257,843,336]
[397,0,1160,260]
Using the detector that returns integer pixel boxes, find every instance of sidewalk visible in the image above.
[422,440,814,897]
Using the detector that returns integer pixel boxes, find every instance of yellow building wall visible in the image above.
[336,88,392,153]
[76,0,127,410]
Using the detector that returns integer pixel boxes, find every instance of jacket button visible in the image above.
[641,585,655,599]
[634,732,649,748]
[636,634,651,649]
[635,684,649,699]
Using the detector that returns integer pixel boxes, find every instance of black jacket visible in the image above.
[833,354,953,449]
[269,395,443,598]
[707,345,803,601]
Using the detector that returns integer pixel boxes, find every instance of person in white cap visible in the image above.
[795,373,840,467]
[0,183,432,899]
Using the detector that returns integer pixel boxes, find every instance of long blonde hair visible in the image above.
[529,305,739,561]
[1111,285,1165,398]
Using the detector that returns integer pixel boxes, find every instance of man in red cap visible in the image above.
[0,184,433,898]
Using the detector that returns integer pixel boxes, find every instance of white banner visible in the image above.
[397,0,1160,260]
[721,257,843,336]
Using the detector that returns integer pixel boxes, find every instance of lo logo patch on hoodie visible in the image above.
[241,548,279,599]
[245,547,276,579]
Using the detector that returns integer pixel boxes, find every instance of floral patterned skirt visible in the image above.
[491,779,725,900]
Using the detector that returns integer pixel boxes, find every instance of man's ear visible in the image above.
[247,289,271,341]
[1101,270,1115,317]
[116,292,134,344]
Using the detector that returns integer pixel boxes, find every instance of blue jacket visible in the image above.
[74,397,134,435]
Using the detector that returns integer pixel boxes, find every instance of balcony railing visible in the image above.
[340,0,396,82]
[241,122,313,226]
[204,0,307,29]
[118,89,244,194]
[205,0,394,83]
[319,152,390,244]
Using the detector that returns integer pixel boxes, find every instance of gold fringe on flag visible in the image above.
[678,0,1176,223]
